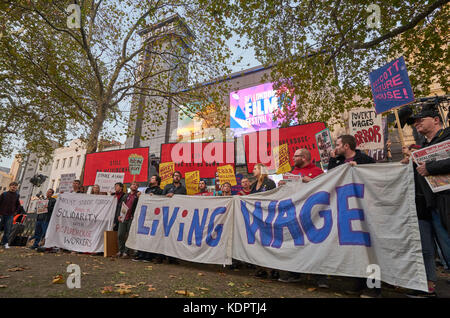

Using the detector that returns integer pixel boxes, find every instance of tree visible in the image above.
[202,0,449,127]
[0,0,234,163]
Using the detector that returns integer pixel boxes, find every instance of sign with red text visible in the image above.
[44,193,117,253]
[160,142,235,178]
[185,170,200,195]
[243,122,326,174]
[217,165,237,186]
[83,147,149,186]
[159,162,174,190]
[59,173,77,193]
[94,172,125,193]
[369,56,415,114]
[349,108,384,150]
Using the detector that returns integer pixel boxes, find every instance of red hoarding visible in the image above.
[243,122,326,173]
[83,147,149,186]
[160,142,235,178]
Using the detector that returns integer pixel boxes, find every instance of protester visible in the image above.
[197,179,208,195]
[162,171,187,197]
[117,181,140,259]
[238,177,251,195]
[161,171,185,264]
[250,163,276,194]
[0,182,24,249]
[327,135,378,297]
[71,180,83,193]
[328,135,375,169]
[30,189,56,250]
[112,182,125,233]
[221,182,232,196]
[402,106,450,298]
[91,184,101,195]
[133,175,163,263]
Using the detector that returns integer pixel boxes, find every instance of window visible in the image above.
[77,155,81,166]
[55,159,60,170]
[68,157,73,168]
[62,158,66,169]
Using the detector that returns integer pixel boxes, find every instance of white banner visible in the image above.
[349,108,384,150]
[126,195,234,265]
[94,172,125,193]
[233,163,427,292]
[44,193,117,253]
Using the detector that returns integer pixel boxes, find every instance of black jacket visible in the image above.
[145,186,163,195]
[250,177,276,194]
[36,197,56,222]
[112,192,126,231]
[328,149,375,170]
[162,183,187,195]
[414,127,450,230]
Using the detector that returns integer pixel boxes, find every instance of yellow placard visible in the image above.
[159,162,174,189]
[217,165,237,186]
[185,170,200,195]
[273,144,291,174]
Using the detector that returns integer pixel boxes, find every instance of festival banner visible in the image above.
[369,56,415,114]
[411,140,450,193]
[243,122,326,174]
[59,173,77,193]
[83,147,149,186]
[349,108,384,150]
[126,195,234,265]
[233,163,427,292]
[217,164,237,186]
[160,142,235,178]
[94,172,125,193]
[159,162,174,190]
[185,170,200,195]
[44,193,117,253]
[315,128,333,169]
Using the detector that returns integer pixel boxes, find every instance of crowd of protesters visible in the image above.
[0,105,448,298]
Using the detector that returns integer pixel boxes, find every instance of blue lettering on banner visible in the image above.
[188,209,209,246]
[337,183,371,246]
[272,199,304,248]
[137,205,150,235]
[206,207,226,247]
[300,191,332,244]
[241,201,276,246]
[163,206,179,237]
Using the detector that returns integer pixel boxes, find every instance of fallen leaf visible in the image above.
[101,286,114,294]
[196,287,209,291]
[0,276,10,279]
[334,293,343,297]
[243,283,252,288]
[0,285,7,288]
[175,290,195,297]
[52,275,65,284]
[116,288,132,295]
[307,288,316,292]
[8,267,25,272]
[118,271,126,275]
[239,291,252,296]
[218,272,226,276]
[145,266,153,271]
[130,294,139,298]
[227,282,235,287]
[137,282,146,286]
[148,287,156,292]
[197,272,205,276]
[169,275,177,279]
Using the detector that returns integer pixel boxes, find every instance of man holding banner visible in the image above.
[162,171,187,197]
[30,189,56,250]
[328,135,375,169]
[403,106,450,298]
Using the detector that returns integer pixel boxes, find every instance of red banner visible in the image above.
[160,142,235,178]
[243,122,326,173]
[83,147,149,186]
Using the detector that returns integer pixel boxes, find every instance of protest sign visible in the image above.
[126,195,233,265]
[282,172,302,182]
[411,140,450,192]
[315,128,333,169]
[273,143,291,174]
[369,56,415,114]
[217,164,237,186]
[349,108,384,150]
[126,163,427,292]
[44,193,117,253]
[159,162,174,189]
[94,172,125,193]
[185,170,200,195]
[128,153,145,175]
[59,173,76,193]
[36,200,49,214]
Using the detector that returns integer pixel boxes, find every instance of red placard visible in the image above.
[83,147,149,186]
[243,122,326,173]
[160,142,235,178]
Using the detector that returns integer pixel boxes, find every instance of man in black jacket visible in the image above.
[145,175,163,195]
[162,171,187,197]
[30,189,56,249]
[403,107,450,298]
[0,182,24,249]
[328,135,375,169]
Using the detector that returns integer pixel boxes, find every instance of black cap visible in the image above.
[406,108,441,125]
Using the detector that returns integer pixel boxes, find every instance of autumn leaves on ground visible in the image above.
[0,246,446,298]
